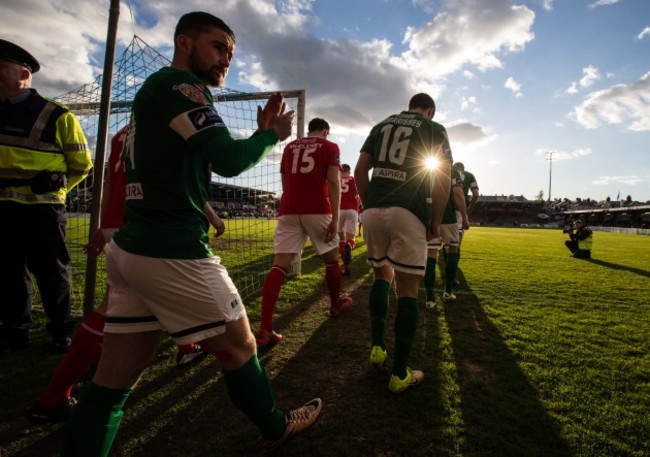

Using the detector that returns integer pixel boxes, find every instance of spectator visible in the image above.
[0,39,93,354]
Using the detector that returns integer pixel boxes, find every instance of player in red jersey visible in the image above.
[338,164,360,276]
[256,118,353,346]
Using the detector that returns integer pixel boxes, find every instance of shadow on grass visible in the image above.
[1,244,371,457]
[585,258,650,278]
[444,269,572,457]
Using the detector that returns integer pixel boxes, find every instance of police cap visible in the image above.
[0,39,40,73]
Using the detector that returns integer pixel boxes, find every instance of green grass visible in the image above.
[1,227,648,456]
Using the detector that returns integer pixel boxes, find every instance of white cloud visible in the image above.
[579,65,600,88]
[638,27,650,40]
[541,0,554,11]
[565,65,600,94]
[574,71,650,131]
[535,148,593,161]
[460,95,478,111]
[565,82,579,94]
[230,0,536,129]
[504,77,523,97]
[589,0,621,8]
[593,175,646,186]
[401,2,535,77]
[0,0,536,131]
[447,122,495,146]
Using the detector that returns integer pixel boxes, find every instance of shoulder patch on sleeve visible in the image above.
[169,106,226,141]
[172,83,210,105]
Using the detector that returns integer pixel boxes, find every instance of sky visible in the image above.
[2,0,649,202]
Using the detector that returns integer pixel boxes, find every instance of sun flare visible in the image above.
[424,156,439,171]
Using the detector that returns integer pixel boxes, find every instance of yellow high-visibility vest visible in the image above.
[0,89,93,204]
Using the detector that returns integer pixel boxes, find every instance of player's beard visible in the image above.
[188,50,227,87]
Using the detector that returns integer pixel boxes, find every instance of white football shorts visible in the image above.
[103,242,246,346]
[338,209,359,235]
[274,214,339,255]
[427,223,460,251]
[360,206,427,276]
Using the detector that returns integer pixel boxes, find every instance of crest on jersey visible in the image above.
[172,83,209,105]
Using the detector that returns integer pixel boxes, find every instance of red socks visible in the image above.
[325,261,342,307]
[38,310,106,409]
[260,265,287,332]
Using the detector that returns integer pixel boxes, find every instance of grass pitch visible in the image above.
[0,227,648,456]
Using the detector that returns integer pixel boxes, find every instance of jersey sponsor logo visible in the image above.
[230,298,239,309]
[126,182,143,200]
[172,83,209,105]
[373,167,407,182]
[188,106,225,131]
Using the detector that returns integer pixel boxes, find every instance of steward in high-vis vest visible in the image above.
[564,219,593,259]
[0,39,93,354]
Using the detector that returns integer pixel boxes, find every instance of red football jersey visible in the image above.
[102,126,128,228]
[340,174,359,210]
[279,136,341,215]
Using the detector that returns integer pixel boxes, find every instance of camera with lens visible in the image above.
[562,225,573,234]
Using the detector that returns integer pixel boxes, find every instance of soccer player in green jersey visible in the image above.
[454,162,479,215]
[355,93,452,393]
[452,162,479,286]
[63,12,321,456]
[424,166,470,308]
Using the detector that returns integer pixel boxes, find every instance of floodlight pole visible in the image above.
[83,0,120,317]
[546,151,555,203]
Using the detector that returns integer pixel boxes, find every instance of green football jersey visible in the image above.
[460,169,478,206]
[114,67,278,259]
[441,168,463,224]
[360,111,453,226]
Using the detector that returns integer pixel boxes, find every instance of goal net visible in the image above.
[53,35,304,314]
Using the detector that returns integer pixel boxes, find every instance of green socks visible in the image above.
[223,355,286,440]
[369,279,391,349]
[393,297,419,379]
[445,252,459,293]
[62,382,132,457]
[424,257,437,301]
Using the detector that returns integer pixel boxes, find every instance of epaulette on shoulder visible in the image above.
[42,96,70,113]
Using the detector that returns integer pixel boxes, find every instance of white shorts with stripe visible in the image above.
[456,210,465,237]
[427,223,460,250]
[103,242,246,346]
[338,209,359,235]
[274,214,339,255]
[360,206,427,276]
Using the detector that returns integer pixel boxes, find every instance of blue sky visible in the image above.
[2,0,649,202]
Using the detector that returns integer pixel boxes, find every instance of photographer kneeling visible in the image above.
[564,219,593,259]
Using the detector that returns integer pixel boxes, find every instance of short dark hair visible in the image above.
[174,12,236,43]
[408,93,436,111]
[342,164,351,172]
[453,162,465,171]
[308,118,330,132]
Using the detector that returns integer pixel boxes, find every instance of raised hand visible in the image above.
[257,92,286,131]
[271,110,295,141]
